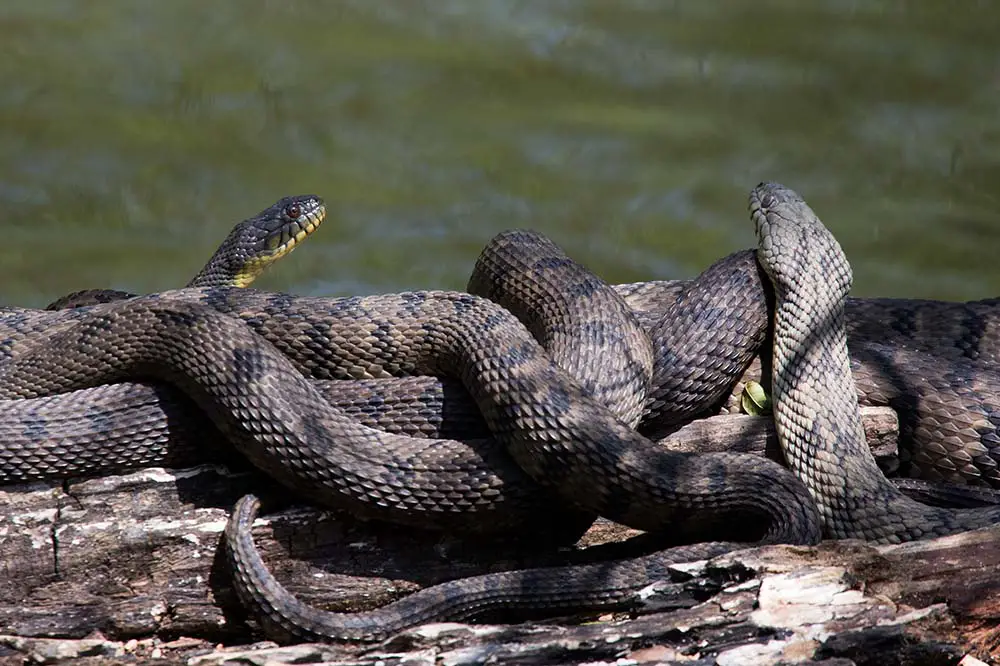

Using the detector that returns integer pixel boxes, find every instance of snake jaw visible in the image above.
[195,195,327,288]
[239,198,327,285]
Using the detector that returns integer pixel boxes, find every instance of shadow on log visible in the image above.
[0,409,997,665]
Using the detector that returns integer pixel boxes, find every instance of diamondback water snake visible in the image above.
[219,182,1000,643]
[6,250,1000,490]
[225,493,739,643]
[4,183,1000,642]
[752,182,1000,541]
[44,194,326,310]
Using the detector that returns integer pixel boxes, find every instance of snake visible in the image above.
[0,229,820,542]
[5,188,1000,509]
[218,182,1000,643]
[225,493,740,643]
[752,182,1000,542]
[5,249,1000,492]
[2,186,998,640]
[44,194,327,309]
[0,223,821,645]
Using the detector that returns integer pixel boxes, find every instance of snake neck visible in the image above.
[771,296,1000,543]
[770,296,890,537]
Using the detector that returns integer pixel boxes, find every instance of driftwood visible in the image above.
[1,408,997,665]
[657,406,900,473]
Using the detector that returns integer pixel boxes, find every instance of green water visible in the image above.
[1,1,998,307]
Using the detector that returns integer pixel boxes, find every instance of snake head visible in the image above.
[195,195,327,288]
[749,182,853,300]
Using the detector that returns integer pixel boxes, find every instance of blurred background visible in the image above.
[1,1,998,307]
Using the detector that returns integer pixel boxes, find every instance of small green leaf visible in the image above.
[741,381,772,416]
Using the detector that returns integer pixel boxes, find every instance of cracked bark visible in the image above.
[0,409,997,665]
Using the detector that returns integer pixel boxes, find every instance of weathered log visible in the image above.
[657,406,900,474]
[3,407,997,664]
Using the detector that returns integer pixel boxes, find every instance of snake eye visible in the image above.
[284,204,303,219]
[760,193,777,209]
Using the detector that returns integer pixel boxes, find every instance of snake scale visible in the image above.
[1,231,821,540]
[6,255,1000,489]
[752,183,1000,541]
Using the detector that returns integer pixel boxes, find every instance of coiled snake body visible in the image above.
[6,258,1000,493]
[0,235,820,540]
[221,183,1000,642]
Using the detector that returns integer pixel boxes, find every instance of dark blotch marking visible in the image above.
[481,310,510,333]
[543,383,574,418]
[958,308,989,362]
[500,339,543,371]
[452,293,479,315]
[201,288,234,312]
[399,292,428,318]
[231,347,270,383]
[73,313,117,350]
[532,256,574,273]
[22,417,50,443]
[152,307,201,330]
[264,292,296,312]
[565,277,604,300]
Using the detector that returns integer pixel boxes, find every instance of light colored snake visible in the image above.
[752,182,1000,542]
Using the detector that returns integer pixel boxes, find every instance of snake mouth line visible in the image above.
[237,203,326,286]
[271,204,326,259]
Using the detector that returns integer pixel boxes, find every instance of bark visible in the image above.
[657,406,900,474]
[1,409,996,665]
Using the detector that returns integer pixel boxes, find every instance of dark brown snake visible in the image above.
[217,183,1000,642]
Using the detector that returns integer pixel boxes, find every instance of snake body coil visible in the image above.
[219,183,1000,644]
[6,183,1000,642]
[8,250,1000,489]
[0,234,820,541]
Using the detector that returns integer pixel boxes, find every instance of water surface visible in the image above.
[1,1,998,306]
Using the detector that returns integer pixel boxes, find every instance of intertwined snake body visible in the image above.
[6,252,1000,492]
[0,233,820,539]
[221,182,1000,642]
